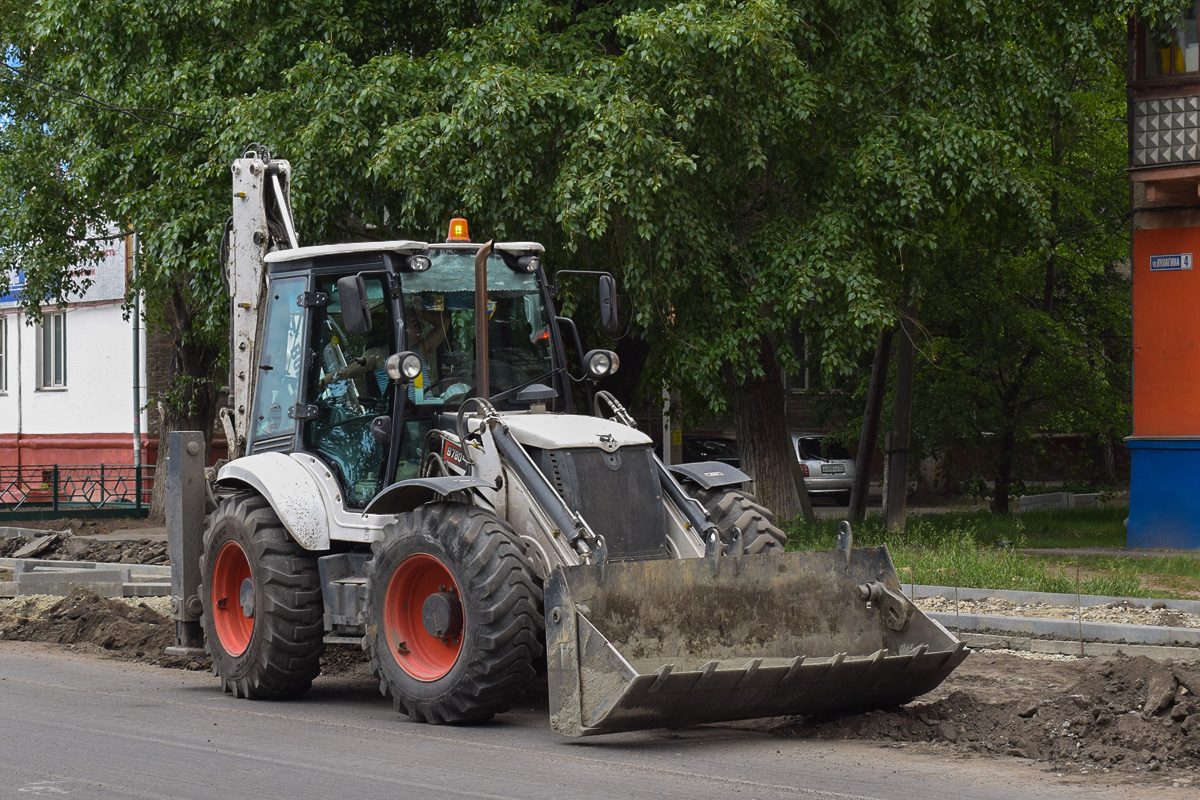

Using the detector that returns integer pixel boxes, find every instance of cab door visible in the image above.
[302,273,397,507]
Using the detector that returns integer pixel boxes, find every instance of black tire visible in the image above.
[200,494,325,699]
[693,487,787,554]
[364,503,543,724]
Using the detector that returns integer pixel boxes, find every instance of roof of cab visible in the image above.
[264,240,427,263]
[263,240,545,264]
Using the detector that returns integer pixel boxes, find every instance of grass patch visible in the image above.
[784,505,1129,550]
[1026,554,1200,599]
[781,505,1200,599]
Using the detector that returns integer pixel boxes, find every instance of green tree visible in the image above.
[0,3,416,514]
[0,0,1178,521]
[912,45,1134,512]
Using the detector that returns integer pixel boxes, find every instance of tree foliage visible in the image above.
[912,40,1135,510]
[0,0,1180,518]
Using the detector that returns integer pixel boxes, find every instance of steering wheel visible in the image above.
[426,376,473,402]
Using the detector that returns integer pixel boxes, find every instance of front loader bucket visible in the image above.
[545,546,967,737]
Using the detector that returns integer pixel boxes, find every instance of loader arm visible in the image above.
[220,148,299,458]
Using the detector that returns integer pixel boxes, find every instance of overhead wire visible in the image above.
[1,61,216,120]
[0,63,210,135]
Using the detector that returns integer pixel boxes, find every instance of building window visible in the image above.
[0,316,7,393]
[38,311,67,389]
[1144,3,1200,78]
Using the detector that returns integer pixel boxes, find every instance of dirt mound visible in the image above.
[0,587,192,666]
[59,538,169,565]
[0,587,370,677]
[774,652,1200,779]
[0,532,168,564]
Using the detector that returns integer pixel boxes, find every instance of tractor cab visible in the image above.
[246,231,568,509]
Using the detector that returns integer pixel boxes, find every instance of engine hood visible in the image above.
[499,413,651,452]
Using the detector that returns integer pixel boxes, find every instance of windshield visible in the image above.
[399,249,555,409]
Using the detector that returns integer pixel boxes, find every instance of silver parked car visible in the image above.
[792,433,855,505]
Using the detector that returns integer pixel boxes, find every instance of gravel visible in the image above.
[913,595,1200,628]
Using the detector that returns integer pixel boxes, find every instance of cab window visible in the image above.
[305,274,395,507]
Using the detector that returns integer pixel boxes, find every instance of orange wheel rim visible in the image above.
[384,553,464,681]
[211,541,254,657]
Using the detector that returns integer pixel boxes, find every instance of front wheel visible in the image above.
[364,503,543,724]
[200,494,325,699]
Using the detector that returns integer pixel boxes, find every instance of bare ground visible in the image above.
[1,587,1197,793]
[0,522,168,564]
[768,653,1200,790]
[0,588,369,677]
[3,528,1199,792]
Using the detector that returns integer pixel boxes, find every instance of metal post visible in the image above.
[474,241,493,400]
[100,464,105,507]
[131,231,143,484]
[135,464,143,510]
[52,465,59,512]
[165,431,207,656]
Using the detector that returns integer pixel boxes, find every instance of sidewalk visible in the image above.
[1021,546,1200,559]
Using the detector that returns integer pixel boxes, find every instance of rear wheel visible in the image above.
[693,487,787,554]
[364,503,543,724]
[200,494,325,699]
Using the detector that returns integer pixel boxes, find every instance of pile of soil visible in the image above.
[0,587,368,675]
[774,652,1200,782]
[0,587,188,666]
[321,643,371,675]
[57,538,169,565]
[0,530,168,564]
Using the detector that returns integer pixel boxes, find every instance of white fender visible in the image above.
[217,452,331,550]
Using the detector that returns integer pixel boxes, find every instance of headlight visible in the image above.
[517,255,541,273]
[386,351,423,381]
[583,349,620,378]
[406,255,431,272]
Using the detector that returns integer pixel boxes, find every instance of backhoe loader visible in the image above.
[166,148,967,736]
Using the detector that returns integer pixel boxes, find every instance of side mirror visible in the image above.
[598,274,619,333]
[337,274,372,335]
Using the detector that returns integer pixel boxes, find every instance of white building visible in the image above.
[0,234,148,476]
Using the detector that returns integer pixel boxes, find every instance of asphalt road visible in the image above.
[0,642,1149,800]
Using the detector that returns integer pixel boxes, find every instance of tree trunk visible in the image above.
[729,340,811,522]
[148,286,223,521]
[849,329,892,523]
[884,299,917,533]
[1097,432,1117,485]
[991,421,1018,514]
[784,435,816,525]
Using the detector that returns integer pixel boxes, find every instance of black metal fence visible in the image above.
[0,464,154,519]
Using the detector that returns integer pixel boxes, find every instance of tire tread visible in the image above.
[200,494,324,700]
[364,503,543,725]
[694,487,787,554]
